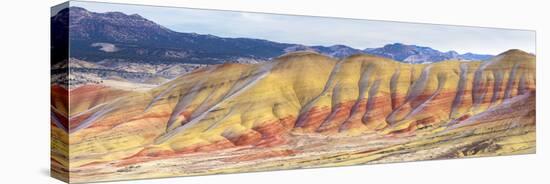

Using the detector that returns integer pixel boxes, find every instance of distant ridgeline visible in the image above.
[53,7,494,66]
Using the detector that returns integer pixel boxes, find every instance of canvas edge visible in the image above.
[51,1,71,183]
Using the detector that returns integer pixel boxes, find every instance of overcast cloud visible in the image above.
[71,1,535,55]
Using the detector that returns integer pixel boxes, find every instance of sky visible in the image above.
[67,1,536,55]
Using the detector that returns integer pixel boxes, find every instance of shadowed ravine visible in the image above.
[51,49,535,183]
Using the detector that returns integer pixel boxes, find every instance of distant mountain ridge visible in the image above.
[54,7,494,65]
[364,43,493,63]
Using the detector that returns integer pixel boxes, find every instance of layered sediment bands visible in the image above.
[67,85,133,121]
[67,49,536,169]
[51,85,69,116]
[450,63,468,119]
[472,65,489,110]
[490,70,504,106]
[390,69,401,110]
[51,85,70,182]
[52,86,69,132]
[295,60,343,129]
[503,64,520,99]
[386,65,431,126]
[340,64,375,131]
[363,79,382,126]
[164,81,204,132]
[316,83,345,132]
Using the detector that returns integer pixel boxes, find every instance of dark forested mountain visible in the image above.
[52,7,494,65]
[63,7,293,64]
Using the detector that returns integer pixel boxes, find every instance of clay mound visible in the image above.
[69,84,131,116]
[66,49,535,167]
[51,85,69,131]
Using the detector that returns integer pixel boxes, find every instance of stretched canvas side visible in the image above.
[51,1,71,183]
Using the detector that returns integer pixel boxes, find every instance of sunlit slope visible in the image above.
[68,85,132,116]
[67,50,535,167]
[51,85,70,182]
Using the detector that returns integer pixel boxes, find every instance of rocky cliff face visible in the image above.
[62,49,535,173]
